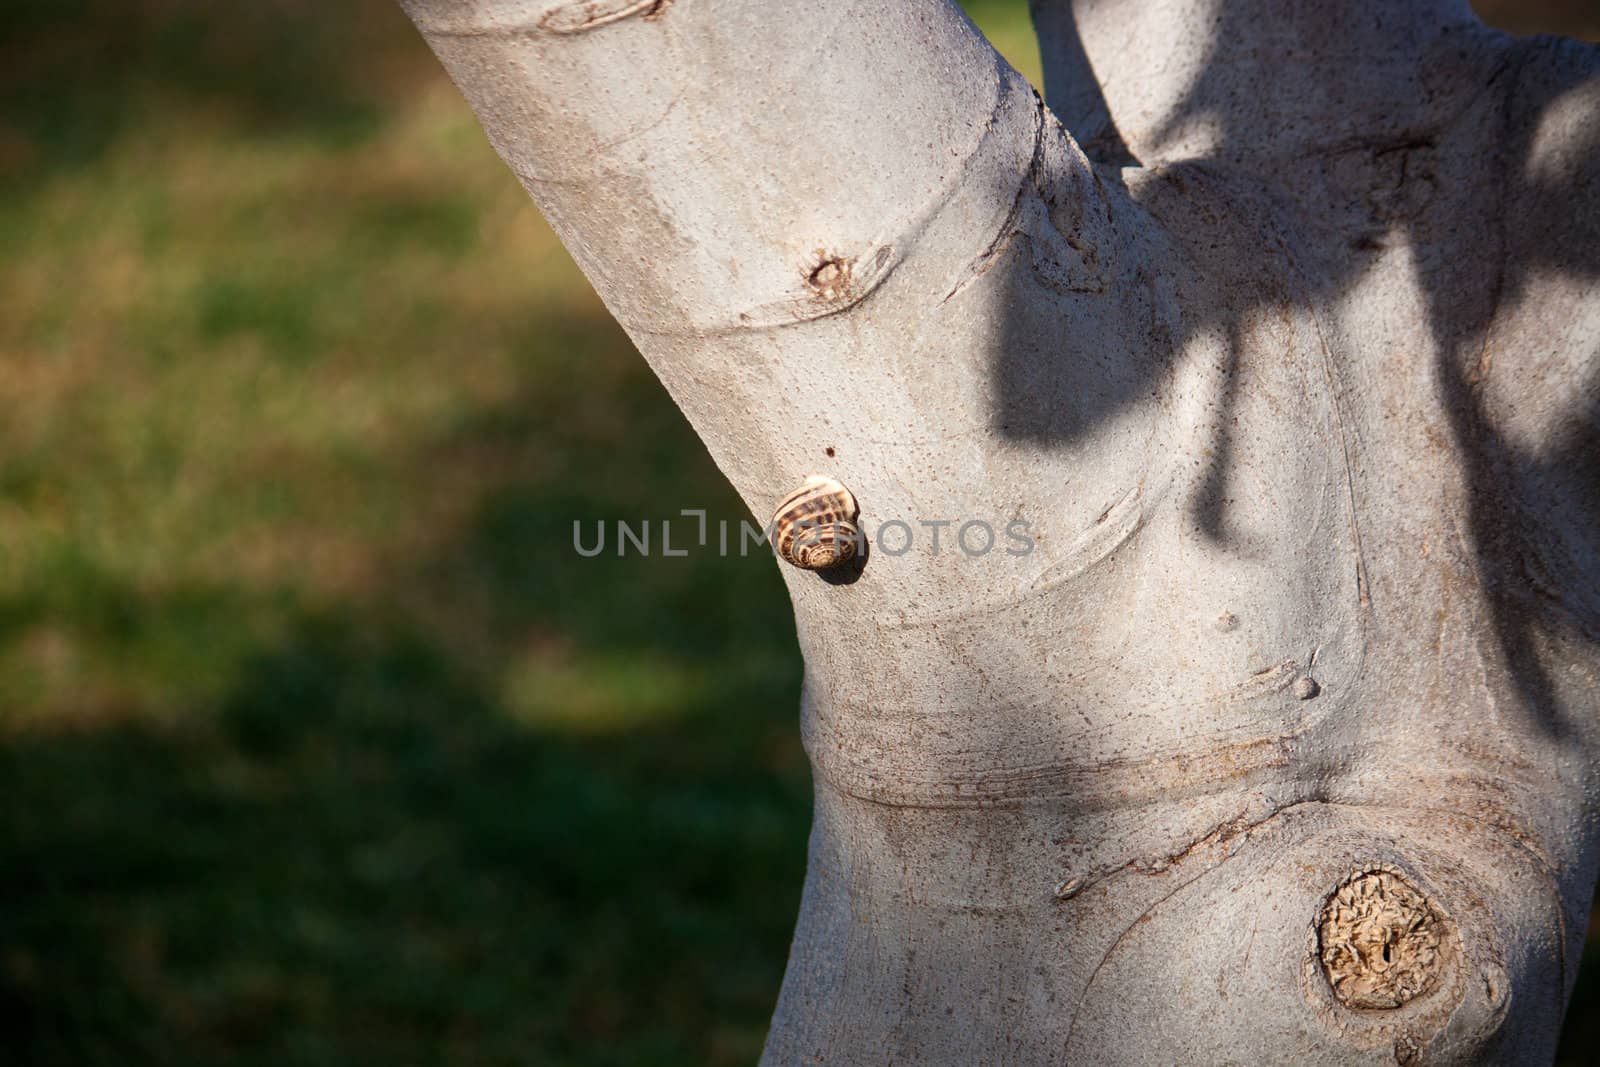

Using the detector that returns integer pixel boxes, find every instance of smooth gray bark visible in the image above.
[397,0,1600,1060]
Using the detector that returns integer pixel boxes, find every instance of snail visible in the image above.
[771,475,862,570]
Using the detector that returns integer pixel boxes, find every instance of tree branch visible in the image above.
[398,0,1124,516]
[1028,0,1486,166]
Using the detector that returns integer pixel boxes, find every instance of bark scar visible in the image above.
[418,0,673,39]
[1271,231,1371,612]
[877,482,1149,629]
[944,93,1110,304]
[540,0,673,34]
[1062,799,1327,1055]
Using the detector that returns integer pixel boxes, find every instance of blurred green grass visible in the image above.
[0,0,1593,1064]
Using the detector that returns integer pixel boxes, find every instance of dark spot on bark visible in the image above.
[807,256,851,299]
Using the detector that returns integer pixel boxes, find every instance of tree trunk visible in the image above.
[395,0,1600,1060]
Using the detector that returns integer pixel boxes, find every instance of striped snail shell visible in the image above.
[771,475,861,570]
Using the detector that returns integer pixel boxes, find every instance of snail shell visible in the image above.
[771,475,861,570]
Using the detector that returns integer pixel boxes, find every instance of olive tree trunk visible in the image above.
[395,0,1600,1060]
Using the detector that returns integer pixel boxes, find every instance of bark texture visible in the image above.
[396,0,1600,1060]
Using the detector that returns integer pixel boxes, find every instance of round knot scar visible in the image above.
[1317,870,1444,1010]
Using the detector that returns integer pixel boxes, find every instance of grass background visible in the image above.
[0,1,1595,1063]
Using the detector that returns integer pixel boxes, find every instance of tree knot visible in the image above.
[1318,869,1445,1010]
